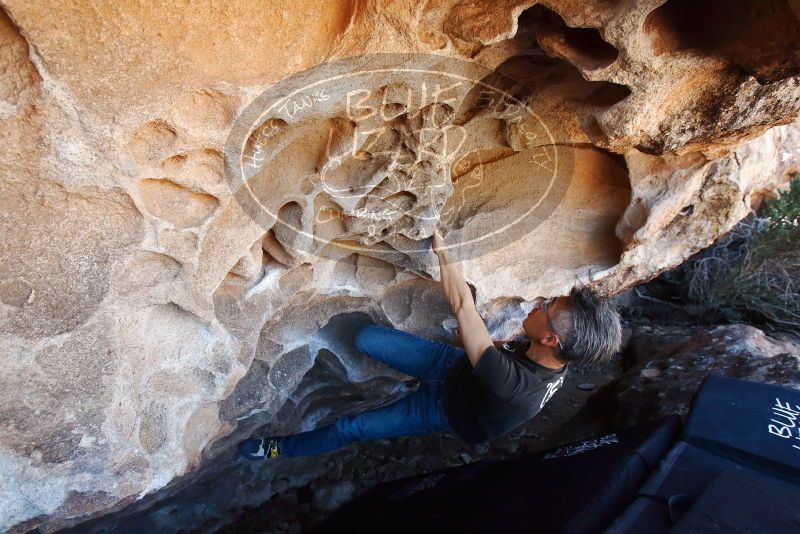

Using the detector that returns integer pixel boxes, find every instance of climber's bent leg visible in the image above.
[353,323,465,381]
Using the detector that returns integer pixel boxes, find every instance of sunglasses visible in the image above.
[541,297,565,352]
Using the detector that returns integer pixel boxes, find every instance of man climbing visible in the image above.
[238,229,622,459]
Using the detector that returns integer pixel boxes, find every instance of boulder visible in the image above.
[561,323,800,441]
[0,1,799,531]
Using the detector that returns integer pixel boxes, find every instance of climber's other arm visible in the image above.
[432,230,493,366]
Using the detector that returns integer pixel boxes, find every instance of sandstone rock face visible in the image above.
[0,1,798,531]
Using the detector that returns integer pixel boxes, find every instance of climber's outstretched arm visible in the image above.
[432,230,494,367]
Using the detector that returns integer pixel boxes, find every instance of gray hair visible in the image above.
[556,286,622,365]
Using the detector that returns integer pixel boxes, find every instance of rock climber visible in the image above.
[238,229,622,459]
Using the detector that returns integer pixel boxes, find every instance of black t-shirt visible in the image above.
[441,339,568,445]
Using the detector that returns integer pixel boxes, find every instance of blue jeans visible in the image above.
[277,324,466,457]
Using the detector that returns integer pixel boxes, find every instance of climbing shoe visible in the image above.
[238,437,280,460]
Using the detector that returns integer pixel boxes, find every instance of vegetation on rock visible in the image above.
[687,175,800,336]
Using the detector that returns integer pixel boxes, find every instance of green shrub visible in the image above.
[687,175,800,336]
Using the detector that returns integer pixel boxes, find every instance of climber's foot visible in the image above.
[238,437,280,460]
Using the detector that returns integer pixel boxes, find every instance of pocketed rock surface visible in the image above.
[0,1,799,531]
